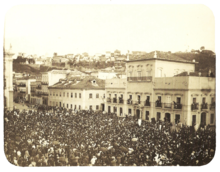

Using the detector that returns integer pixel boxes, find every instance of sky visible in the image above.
[4,4,215,58]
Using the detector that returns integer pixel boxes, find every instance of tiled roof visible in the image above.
[129,51,195,63]
[48,76,105,90]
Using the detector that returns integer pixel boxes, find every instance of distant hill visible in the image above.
[173,52,216,74]
[13,63,41,75]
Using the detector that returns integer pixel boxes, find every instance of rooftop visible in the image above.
[48,76,105,90]
[128,51,197,64]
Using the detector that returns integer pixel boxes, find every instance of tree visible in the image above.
[200,46,205,51]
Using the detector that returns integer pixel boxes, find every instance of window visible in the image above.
[50,92,52,96]
[193,98,196,103]
[56,102,58,106]
[63,103,65,107]
[60,92,61,97]
[177,97,181,104]
[114,107,117,112]
[202,97,206,103]
[128,109,132,115]
[75,105,77,109]
[211,97,215,104]
[210,114,214,124]
[175,114,180,124]
[145,111,149,120]
[67,104,68,108]
[79,93,81,98]
[71,93,73,98]
[50,101,51,105]
[108,106,111,113]
[120,107,123,116]
[63,92,65,97]
[53,92,55,96]
[90,105,92,110]
[96,105,99,110]
[158,69,162,77]
[79,105,81,110]
[129,95,132,99]
[66,93,69,97]
[74,93,77,98]
[96,94,99,98]
[89,94,92,99]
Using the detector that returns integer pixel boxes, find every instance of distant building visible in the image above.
[106,51,111,58]
[48,76,105,111]
[16,76,36,103]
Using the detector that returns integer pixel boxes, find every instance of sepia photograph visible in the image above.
[2,3,217,167]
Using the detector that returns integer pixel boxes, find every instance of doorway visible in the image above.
[101,104,105,111]
[201,112,206,125]
[192,115,196,126]
[136,109,140,119]
[175,114,180,124]
[165,113,171,123]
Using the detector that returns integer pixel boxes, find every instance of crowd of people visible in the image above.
[4,107,215,166]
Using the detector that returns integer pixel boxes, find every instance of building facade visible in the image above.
[48,77,105,111]
[105,51,215,126]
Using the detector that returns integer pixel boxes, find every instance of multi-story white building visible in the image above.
[105,51,215,126]
[16,76,36,102]
[48,76,105,111]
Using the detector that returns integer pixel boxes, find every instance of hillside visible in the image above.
[13,63,41,75]
[173,52,216,74]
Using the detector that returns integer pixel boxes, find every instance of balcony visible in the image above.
[119,99,124,104]
[17,84,26,87]
[134,100,141,105]
[36,86,42,90]
[164,103,172,108]
[19,90,26,93]
[191,103,199,111]
[201,103,208,110]
[144,101,151,107]
[127,99,133,105]
[107,98,111,103]
[127,76,152,82]
[173,103,182,110]
[155,102,162,108]
[113,98,117,103]
[210,103,215,110]
[41,92,49,96]
[41,81,48,85]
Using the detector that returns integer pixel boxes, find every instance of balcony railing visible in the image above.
[201,103,208,110]
[36,86,42,90]
[19,90,26,93]
[119,99,124,104]
[107,98,111,103]
[41,81,48,85]
[144,101,151,107]
[134,100,141,105]
[113,98,117,103]
[164,103,172,108]
[210,103,215,110]
[174,103,182,109]
[17,84,26,87]
[155,102,162,108]
[127,99,133,105]
[191,103,199,111]
[127,76,152,82]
